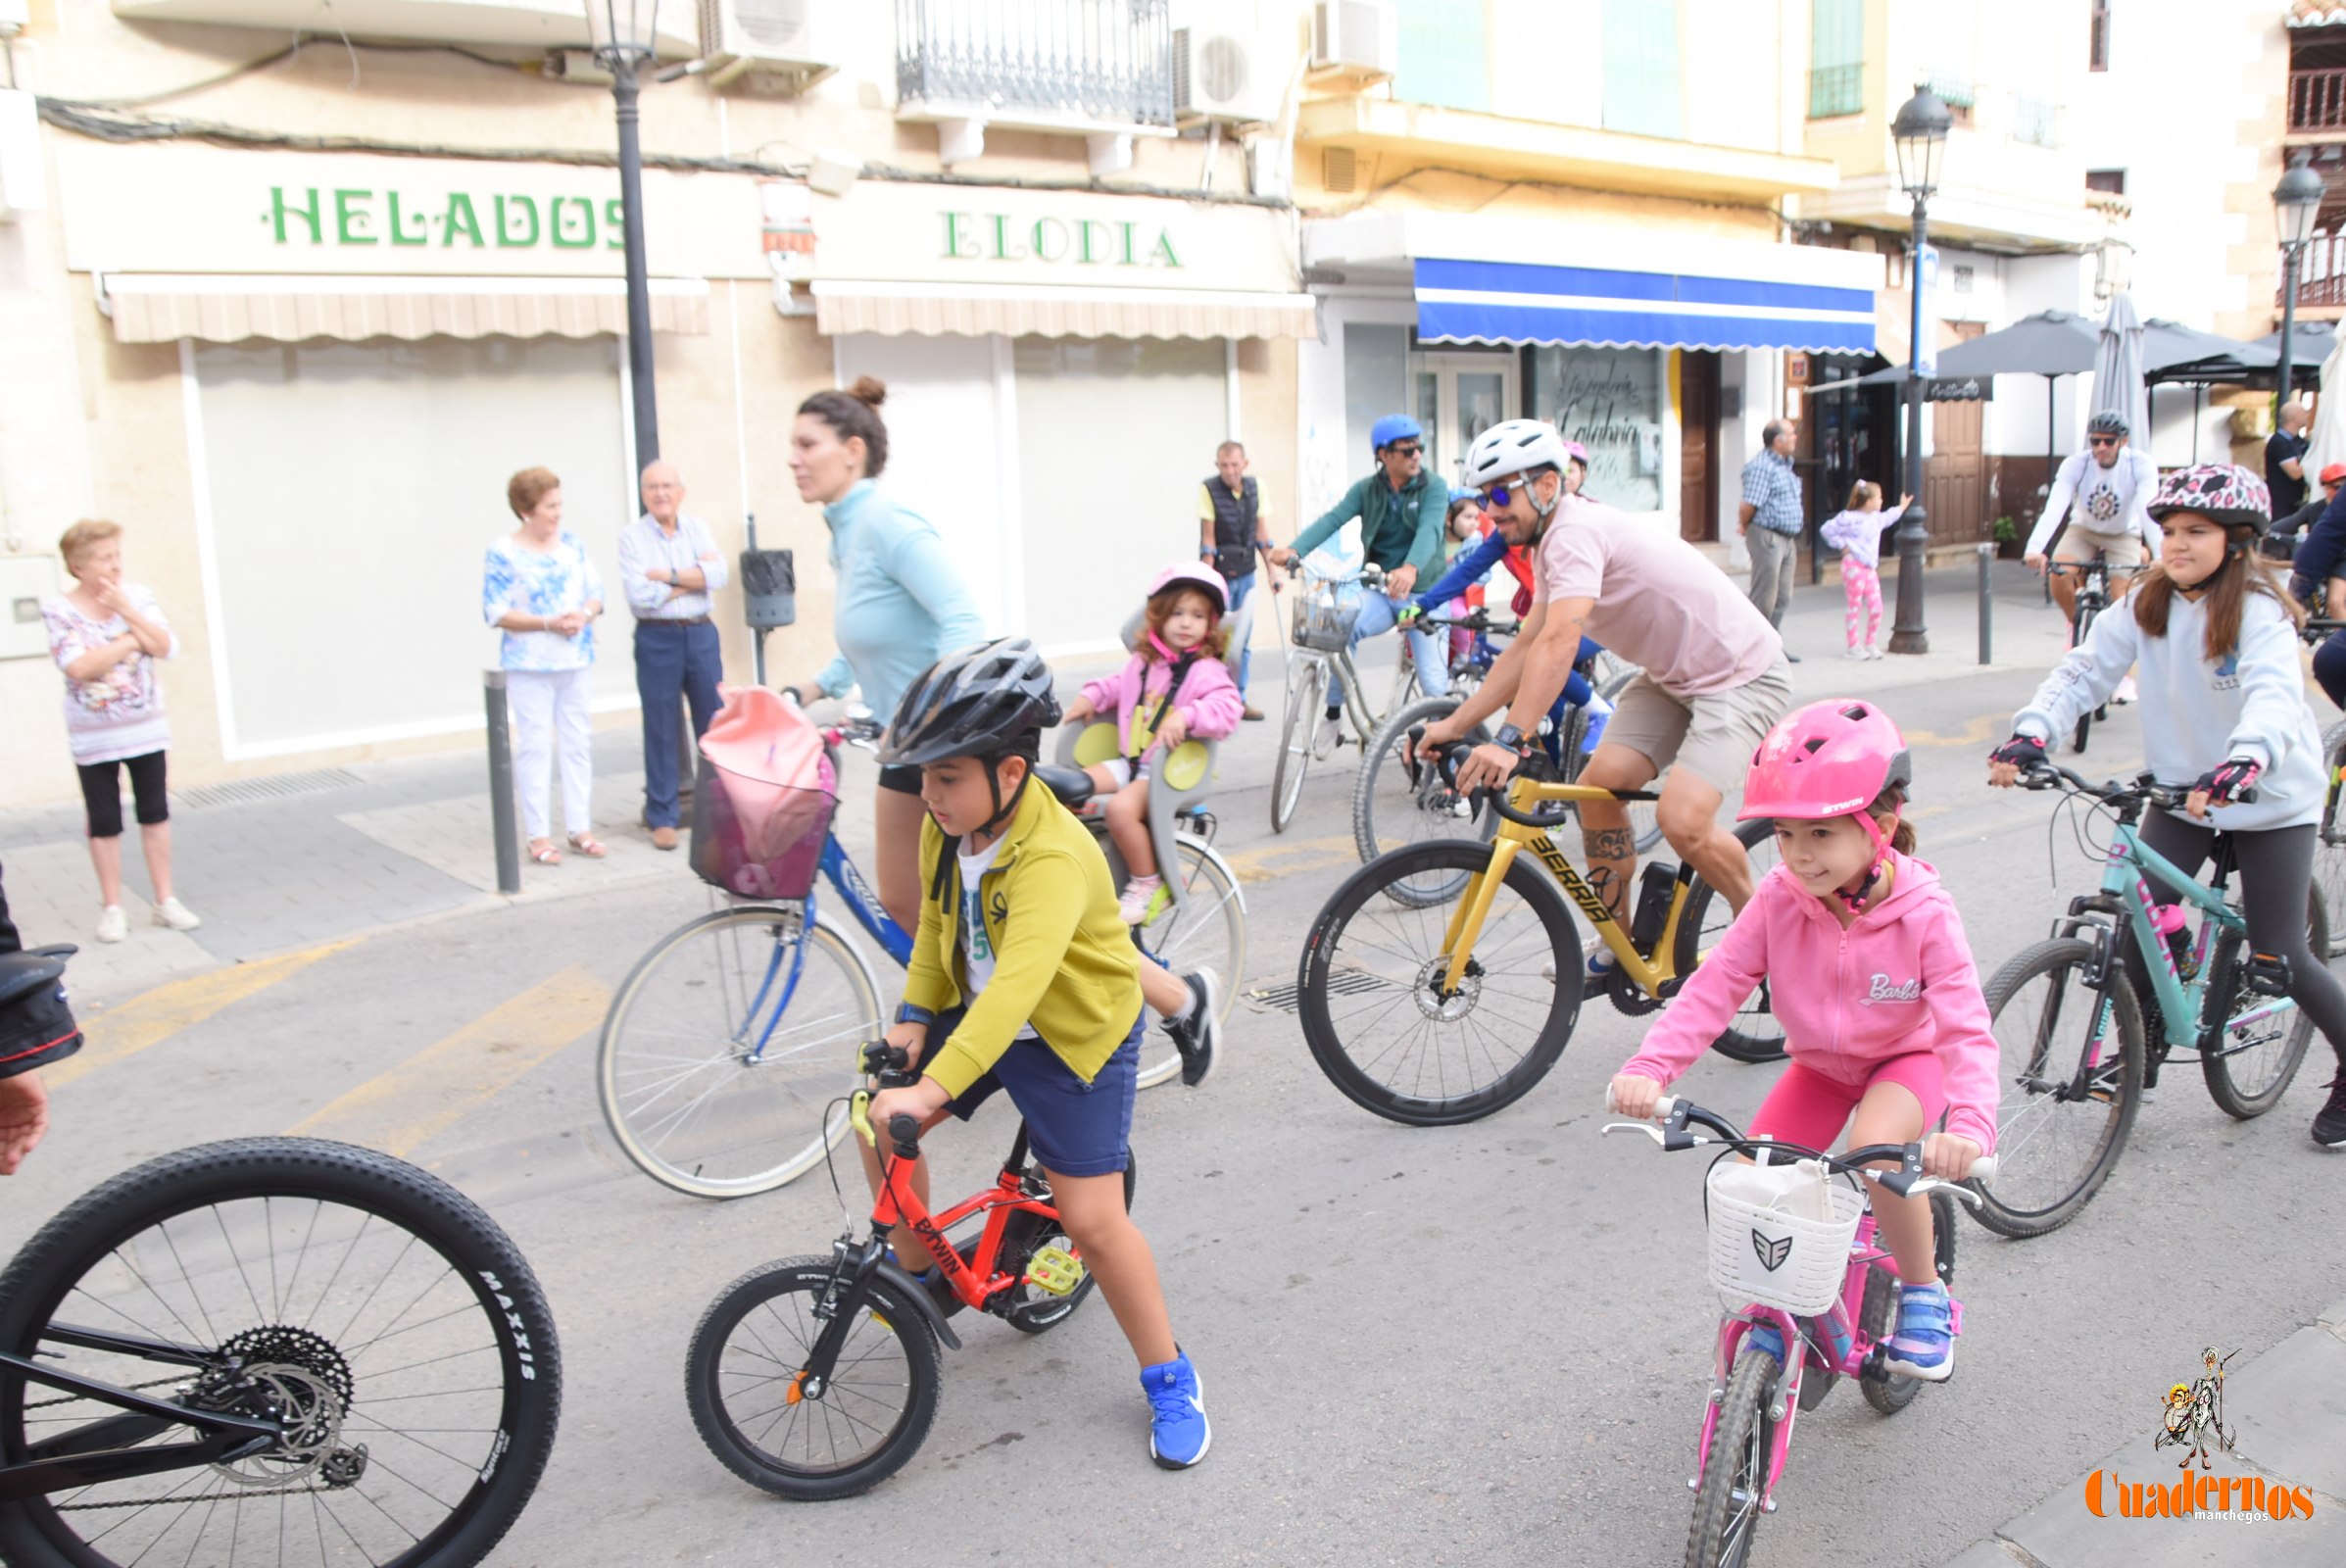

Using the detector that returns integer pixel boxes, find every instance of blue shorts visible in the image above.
[936,1007,1141,1178]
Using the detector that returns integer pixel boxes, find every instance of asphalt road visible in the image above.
[9,607,2345,1567]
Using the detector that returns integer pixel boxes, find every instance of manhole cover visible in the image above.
[1247,970,1391,1014]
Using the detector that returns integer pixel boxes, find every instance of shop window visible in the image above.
[190,336,629,755]
[1807,0,1864,120]
[1531,346,1666,514]
[1600,0,1685,140]
[1394,0,1490,113]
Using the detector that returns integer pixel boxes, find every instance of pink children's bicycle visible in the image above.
[1604,1096,1996,1568]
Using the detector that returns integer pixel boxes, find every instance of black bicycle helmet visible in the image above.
[2085,411,2130,438]
[877,637,1062,768]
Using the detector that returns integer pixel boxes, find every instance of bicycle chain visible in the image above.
[24,1374,185,1410]
[54,1483,337,1511]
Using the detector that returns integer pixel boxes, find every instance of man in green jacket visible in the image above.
[1267,414,1450,715]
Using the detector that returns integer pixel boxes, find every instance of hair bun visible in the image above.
[847,375,888,409]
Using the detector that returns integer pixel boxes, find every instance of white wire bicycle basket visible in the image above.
[1704,1153,1865,1316]
[1292,578,1365,653]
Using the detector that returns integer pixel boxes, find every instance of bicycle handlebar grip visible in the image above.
[1969,1156,1997,1182]
[886,1113,921,1160]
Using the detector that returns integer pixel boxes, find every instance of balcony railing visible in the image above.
[897,0,1174,130]
[1807,63,1863,120]
[2291,68,2346,132]
[2287,232,2346,307]
[2011,95,2060,149]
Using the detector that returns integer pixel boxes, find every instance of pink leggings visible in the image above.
[1748,1052,1946,1155]
[1841,561,1882,649]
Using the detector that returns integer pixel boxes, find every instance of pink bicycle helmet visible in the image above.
[1741,699,1911,823]
[1147,560,1230,615]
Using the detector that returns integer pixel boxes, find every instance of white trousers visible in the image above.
[508,666,594,839]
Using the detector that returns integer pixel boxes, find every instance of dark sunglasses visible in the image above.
[1479,479,1527,508]
[2087,435,2122,447]
[1386,443,1423,458]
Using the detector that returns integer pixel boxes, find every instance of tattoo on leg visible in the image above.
[1586,826,1636,861]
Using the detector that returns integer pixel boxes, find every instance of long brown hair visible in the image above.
[1870,786,1917,857]
[1846,480,1882,511]
[1143,585,1232,663]
[2131,529,2305,661]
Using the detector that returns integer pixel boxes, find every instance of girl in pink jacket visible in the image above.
[1061,563,1244,924]
[1610,699,1998,1382]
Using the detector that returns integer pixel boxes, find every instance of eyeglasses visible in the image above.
[2088,435,2122,448]
[1386,443,1423,458]
[1479,480,1524,508]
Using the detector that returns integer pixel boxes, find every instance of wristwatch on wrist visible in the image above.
[1493,723,1527,752]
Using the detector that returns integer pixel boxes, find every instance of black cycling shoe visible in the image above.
[2313,1074,2346,1150]
[1161,970,1221,1088]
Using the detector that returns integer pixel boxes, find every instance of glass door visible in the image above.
[1411,351,1518,489]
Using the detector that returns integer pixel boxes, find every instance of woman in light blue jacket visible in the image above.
[786,376,987,931]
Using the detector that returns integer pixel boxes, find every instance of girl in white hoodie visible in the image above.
[1987,464,2346,1150]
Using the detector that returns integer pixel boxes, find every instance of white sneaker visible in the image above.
[154,896,203,932]
[1865,645,1883,661]
[2113,675,2138,705]
[1844,647,1867,661]
[94,905,128,943]
[1117,874,1164,926]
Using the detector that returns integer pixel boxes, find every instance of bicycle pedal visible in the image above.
[2245,952,2293,997]
[1024,1246,1086,1297]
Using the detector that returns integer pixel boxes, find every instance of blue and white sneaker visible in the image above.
[1882,1283,1954,1381]
[1142,1348,1210,1469]
[1738,1321,1785,1367]
[1579,694,1613,755]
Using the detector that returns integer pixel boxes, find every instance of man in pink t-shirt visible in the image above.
[1416,419,1790,944]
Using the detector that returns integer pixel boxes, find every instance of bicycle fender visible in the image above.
[867,1257,962,1352]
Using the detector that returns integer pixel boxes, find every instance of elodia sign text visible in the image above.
[940,211,1182,269]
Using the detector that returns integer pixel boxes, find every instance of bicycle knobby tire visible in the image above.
[1686,1345,1776,1568]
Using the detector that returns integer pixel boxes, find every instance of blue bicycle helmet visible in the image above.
[1370,415,1424,453]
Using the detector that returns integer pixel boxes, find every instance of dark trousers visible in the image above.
[634,619,723,829]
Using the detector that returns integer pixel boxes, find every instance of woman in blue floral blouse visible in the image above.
[484,466,606,864]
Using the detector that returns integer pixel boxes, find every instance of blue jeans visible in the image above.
[1329,585,1448,709]
[1225,569,1258,698]
[634,619,723,829]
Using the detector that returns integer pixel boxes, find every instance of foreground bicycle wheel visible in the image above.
[1349,695,1494,906]
[1686,1343,1776,1568]
[1125,839,1246,1089]
[601,905,878,1199]
[1298,841,1584,1124]
[687,1258,940,1500]
[0,1139,561,1568]
[2199,892,2324,1119]
[1969,938,2144,1239]
[1675,820,1788,1063]
[2316,722,2346,959]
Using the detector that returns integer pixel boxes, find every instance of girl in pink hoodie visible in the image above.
[1610,699,1998,1381]
[1061,563,1244,924]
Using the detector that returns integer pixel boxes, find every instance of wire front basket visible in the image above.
[1292,579,1365,652]
[689,756,836,902]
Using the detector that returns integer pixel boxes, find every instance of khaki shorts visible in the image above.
[2052,526,2146,568]
[1602,661,1794,795]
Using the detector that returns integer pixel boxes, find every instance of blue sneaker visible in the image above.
[1588,943,1619,982]
[1882,1283,1953,1381]
[1579,695,1613,755]
[1141,1349,1210,1469]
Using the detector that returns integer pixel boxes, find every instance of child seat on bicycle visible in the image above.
[1614,700,1998,1380]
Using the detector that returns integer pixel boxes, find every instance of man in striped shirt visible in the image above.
[1736,418,1804,662]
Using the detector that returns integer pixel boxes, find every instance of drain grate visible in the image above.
[1248,970,1392,1014]
[174,767,366,811]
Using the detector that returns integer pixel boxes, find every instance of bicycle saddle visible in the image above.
[1035,764,1097,807]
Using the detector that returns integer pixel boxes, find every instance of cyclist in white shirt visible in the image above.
[2026,412,2162,626]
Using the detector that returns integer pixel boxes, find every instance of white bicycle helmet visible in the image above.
[1463,419,1574,492]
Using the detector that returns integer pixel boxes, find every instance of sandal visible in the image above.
[528,839,562,865]
[567,833,609,859]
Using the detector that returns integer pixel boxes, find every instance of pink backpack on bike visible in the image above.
[694,686,837,898]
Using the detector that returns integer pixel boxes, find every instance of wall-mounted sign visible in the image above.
[264,185,626,251]
[940,210,1182,269]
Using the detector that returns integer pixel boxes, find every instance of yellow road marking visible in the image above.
[1218,834,1360,884]
[49,942,355,1092]
[287,966,610,1157]
[1903,711,2005,749]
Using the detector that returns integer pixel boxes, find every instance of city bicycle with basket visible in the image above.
[1968,762,2322,1239]
[2047,558,2151,754]
[683,1041,1133,1500]
[1271,562,1427,833]
[1601,1094,1992,1568]
[1297,742,1784,1127]
[600,715,1240,1200]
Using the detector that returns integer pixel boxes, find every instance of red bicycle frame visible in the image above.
[855,1094,1075,1314]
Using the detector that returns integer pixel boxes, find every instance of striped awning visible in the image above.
[1413,257,1876,354]
[99,275,711,345]
[810,279,1317,340]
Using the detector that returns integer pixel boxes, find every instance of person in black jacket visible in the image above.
[2289,463,2346,609]
[0,861,76,1174]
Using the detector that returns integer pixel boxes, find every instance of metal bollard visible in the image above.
[484,670,522,895]
[1977,544,1994,666]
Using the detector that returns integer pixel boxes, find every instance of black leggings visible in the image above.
[2126,810,2346,1071]
[75,751,169,840]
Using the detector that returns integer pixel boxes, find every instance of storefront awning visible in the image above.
[1412,258,1876,354]
[98,275,712,345]
[810,279,1316,340]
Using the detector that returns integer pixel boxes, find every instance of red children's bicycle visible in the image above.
[684,1042,1134,1499]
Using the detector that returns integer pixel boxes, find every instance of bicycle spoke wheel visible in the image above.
[1685,1340,1776,1568]
[1131,840,1246,1090]
[1675,820,1788,1063]
[1271,659,1324,834]
[1297,841,1583,1125]
[600,906,877,1199]
[687,1258,939,1501]
[0,1139,560,1568]
[1350,695,1495,906]
[1969,938,2143,1239]
[2316,722,2346,958]
[2200,894,2323,1119]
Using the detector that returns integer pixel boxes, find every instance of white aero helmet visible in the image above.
[1463,419,1574,494]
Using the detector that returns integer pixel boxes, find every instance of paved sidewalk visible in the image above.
[1942,1294,2346,1566]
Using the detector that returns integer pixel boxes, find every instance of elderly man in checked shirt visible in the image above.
[1736,417,1804,662]
[617,461,729,850]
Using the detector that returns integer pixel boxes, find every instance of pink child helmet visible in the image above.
[1742,700,1912,906]
[1147,560,1229,615]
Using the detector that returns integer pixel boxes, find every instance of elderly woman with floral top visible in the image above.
[484,466,607,865]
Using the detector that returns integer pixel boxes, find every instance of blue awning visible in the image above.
[1413,257,1876,354]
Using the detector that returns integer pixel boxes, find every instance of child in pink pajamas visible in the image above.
[1820,482,1912,660]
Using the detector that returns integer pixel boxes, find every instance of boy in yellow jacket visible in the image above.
[862,637,1209,1470]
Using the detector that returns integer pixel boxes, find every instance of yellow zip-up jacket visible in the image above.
[904,775,1145,1100]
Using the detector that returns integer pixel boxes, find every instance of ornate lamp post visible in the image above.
[1887,83,1950,656]
[2274,150,2324,415]
[584,0,662,463]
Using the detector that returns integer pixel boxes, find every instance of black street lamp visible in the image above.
[584,0,662,464]
[2273,150,2324,414]
[1887,83,1950,656]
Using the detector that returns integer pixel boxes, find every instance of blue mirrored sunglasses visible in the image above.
[1479,479,1524,508]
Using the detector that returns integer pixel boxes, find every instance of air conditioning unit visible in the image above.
[1310,0,1395,85]
[1174,4,1281,126]
[698,0,836,90]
